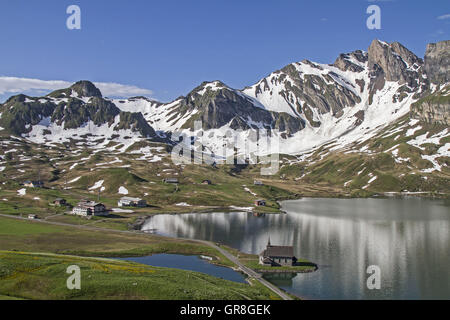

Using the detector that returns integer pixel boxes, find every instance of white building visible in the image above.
[118,197,147,207]
[72,201,107,216]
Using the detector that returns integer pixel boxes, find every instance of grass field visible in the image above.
[0,218,63,236]
[0,251,280,300]
[0,217,234,267]
[0,216,287,299]
[0,294,24,300]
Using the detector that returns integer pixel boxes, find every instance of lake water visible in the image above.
[141,197,450,299]
[115,254,246,283]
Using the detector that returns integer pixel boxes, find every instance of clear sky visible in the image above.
[0,0,448,102]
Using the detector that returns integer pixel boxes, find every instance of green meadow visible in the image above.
[0,251,279,300]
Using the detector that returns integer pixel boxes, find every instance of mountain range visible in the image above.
[0,39,448,194]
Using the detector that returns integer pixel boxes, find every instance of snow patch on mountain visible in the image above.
[195,81,223,96]
[89,180,104,190]
[68,176,81,183]
[421,143,449,173]
[407,128,449,150]
[24,115,147,152]
[118,186,129,195]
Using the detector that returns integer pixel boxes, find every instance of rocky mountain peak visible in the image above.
[366,39,427,105]
[333,50,368,72]
[367,39,422,83]
[390,42,423,67]
[70,80,103,98]
[192,81,227,93]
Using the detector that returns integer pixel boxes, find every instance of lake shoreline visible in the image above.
[131,192,449,230]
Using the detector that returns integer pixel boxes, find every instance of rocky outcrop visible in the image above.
[411,85,449,125]
[368,40,422,84]
[116,111,157,138]
[409,41,449,125]
[424,40,450,84]
[367,40,427,104]
[281,61,362,117]
[0,95,57,135]
[333,50,367,73]
[175,81,305,135]
[52,97,121,129]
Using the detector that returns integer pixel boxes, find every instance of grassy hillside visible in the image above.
[271,114,449,197]
[0,217,233,266]
[0,251,279,300]
[0,135,297,225]
[0,216,286,300]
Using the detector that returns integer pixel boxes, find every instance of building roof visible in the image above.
[119,196,143,202]
[25,180,43,185]
[263,245,294,258]
[74,205,91,210]
[77,201,103,207]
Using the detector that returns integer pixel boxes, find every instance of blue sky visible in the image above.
[0,0,448,102]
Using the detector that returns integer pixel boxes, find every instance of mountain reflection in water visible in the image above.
[142,197,450,299]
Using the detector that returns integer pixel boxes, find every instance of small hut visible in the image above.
[163,178,179,184]
[259,238,297,266]
[254,199,266,207]
[53,198,67,206]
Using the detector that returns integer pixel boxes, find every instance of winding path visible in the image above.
[0,213,292,300]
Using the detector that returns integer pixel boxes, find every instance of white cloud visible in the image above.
[437,14,450,20]
[0,76,153,98]
[95,82,153,97]
[0,77,69,95]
